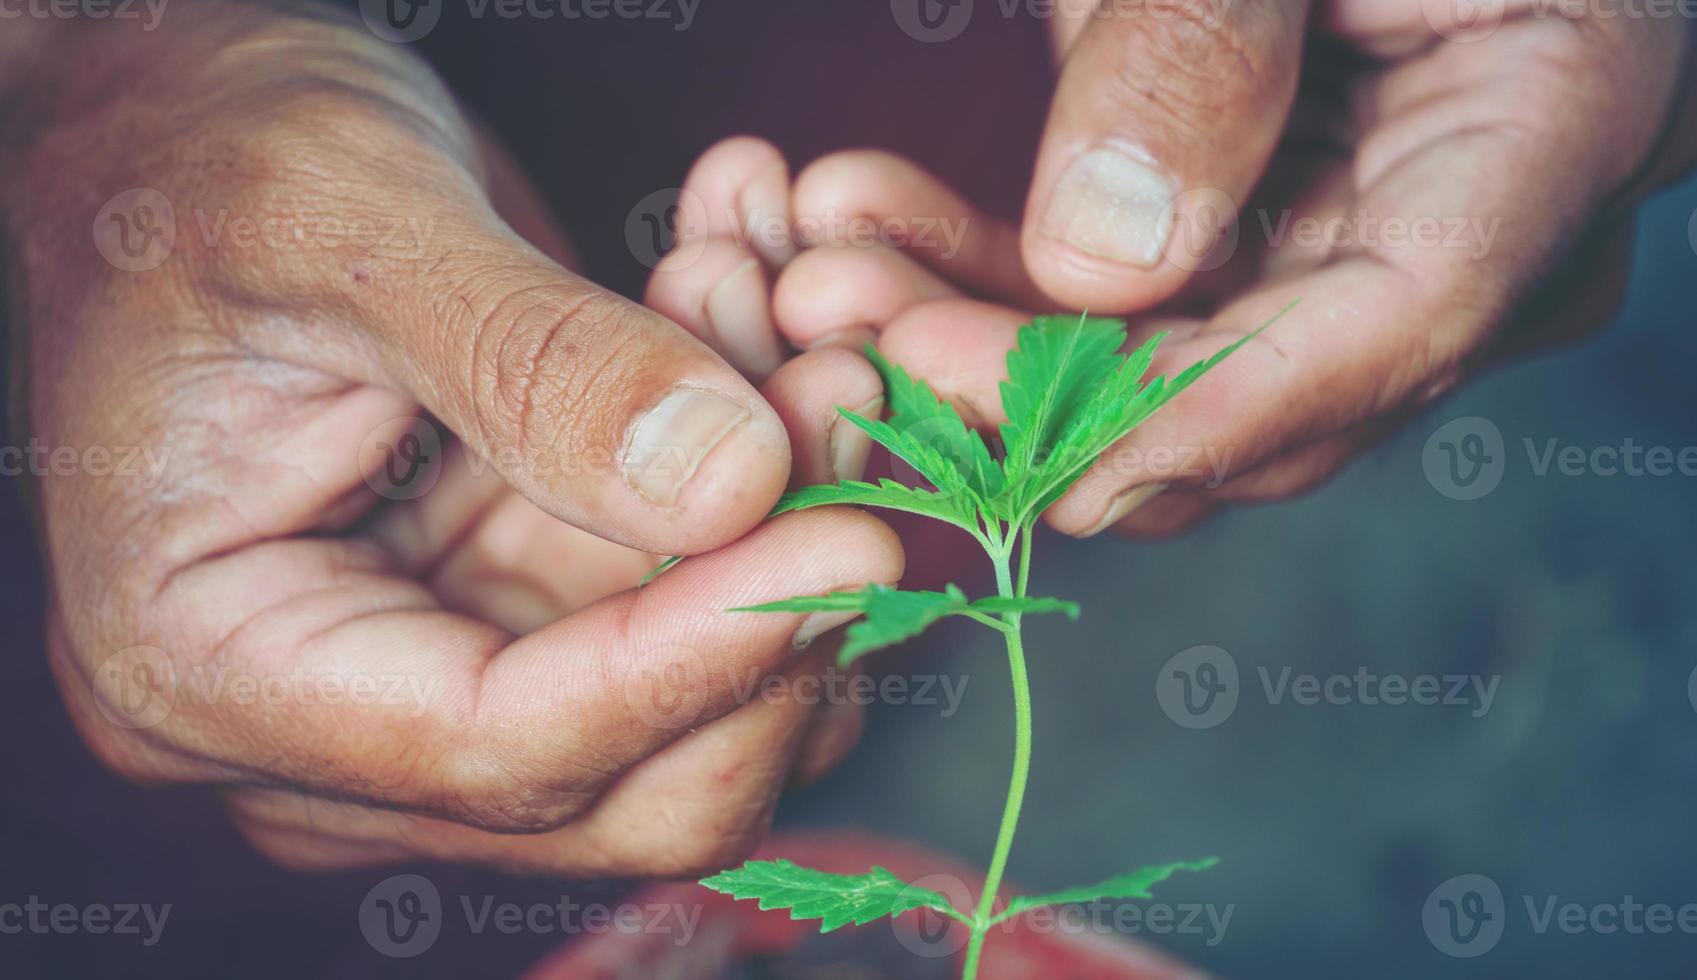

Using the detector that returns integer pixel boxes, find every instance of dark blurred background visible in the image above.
[3,2,1695,978]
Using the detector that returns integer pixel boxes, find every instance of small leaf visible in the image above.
[867,346,1003,499]
[638,555,683,587]
[998,314,1127,490]
[770,478,979,534]
[1013,302,1297,521]
[835,409,974,500]
[734,583,990,666]
[701,859,965,932]
[839,584,970,663]
[970,596,1080,620]
[996,858,1220,923]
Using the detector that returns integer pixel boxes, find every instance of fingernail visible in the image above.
[1039,145,1175,268]
[624,387,751,506]
[829,396,883,483]
[704,258,783,377]
[793,611,861,651]
[1081,482,1169,537]
[739,162,797,267]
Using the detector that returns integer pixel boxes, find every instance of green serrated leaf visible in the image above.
[970,596,1081,620]
[996,858,1220,923]
[734,583,994,666]
[836,408,975,500]
[997,314,1127,491]
[638,555,683,587]
[839,584,971,663]
[1012,302,1298,521]
[701,859,964,932]
[770,478,979,534]
[867,346,1003,499]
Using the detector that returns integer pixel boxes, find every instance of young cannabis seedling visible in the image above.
[696,305,1292,980]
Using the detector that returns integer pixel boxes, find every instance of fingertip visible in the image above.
[656,507,906,609]
[761,348,885,486]
[684,135,795,266]
[771,245,958,350]
[792,698,866,787]
[646,239,784,378]
[655,386,792,554]
[878,299,1026,428]
[791,149,909,242]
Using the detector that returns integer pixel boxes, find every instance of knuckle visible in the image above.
[181,83,460,305]
[437,744,613,834]
[1095,3,1290,129]
[693,135,784,180]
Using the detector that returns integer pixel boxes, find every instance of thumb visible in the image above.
[1023,1,1309,311]
[355,210,791,556]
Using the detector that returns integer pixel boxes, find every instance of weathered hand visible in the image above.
[755,2,1696,537]
[3,7,897,875]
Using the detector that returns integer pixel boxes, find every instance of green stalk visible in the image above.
[961,532,1034,980]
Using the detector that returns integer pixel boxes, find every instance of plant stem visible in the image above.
[961,542,1033,980]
